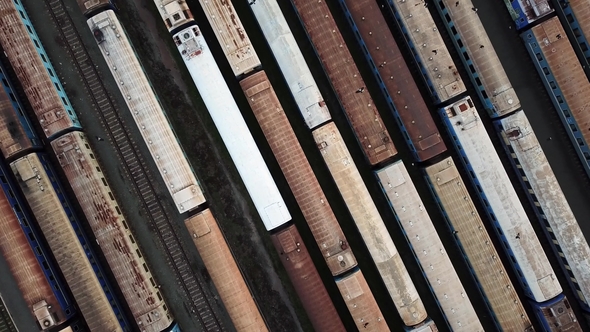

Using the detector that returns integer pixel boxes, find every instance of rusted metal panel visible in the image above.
[197,0,261,76]
[335,271,388,331]
[531,17,590,153]
[10,154,121,332]
[424,157,533,331]
[0,184,66,329]
[0,1,80,138]
[313,122,427,327]
[240,71,356,276]
[343,0,446,161]
[0,85,33,159]
[290,0,396,165]
[185,210,268,332]
[270,224,345,332]
[51,132,173,332]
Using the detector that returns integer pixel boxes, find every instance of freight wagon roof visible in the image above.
[10,154,121,331]
[377,161,482,331]
[424,157,533,331]
[441,97,561,302]
[87,10,205,213]
[343,0,446,161]
[51,132,173,331]
[389,0,465,102]
[174,25,291,230]
[248,0,332,129]
[0,0,80,138]
[197,0,261,76]
[291,0,396,165]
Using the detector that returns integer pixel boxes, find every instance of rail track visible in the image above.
[41,0,225,330]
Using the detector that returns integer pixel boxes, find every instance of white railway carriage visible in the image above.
[440,96,561,303]
[376,161,482,332]
[51,132,173,332]
[424,157,533,332]
[313,122,427,327]
[386,0,465,103]
[497,111,590,306]
[434,0,520,117]
[87,10,204,213]
[247,0,331,129]
[196,0,260,76]
[153,8,290,230]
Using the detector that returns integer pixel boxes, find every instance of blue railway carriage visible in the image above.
[9,153,128,332]
[0,0,81,139]
[424,157,534,331]
[495,111,590,312]
[385,0,466,104]
[440,97,581,331]
[504,0,553,30]
[433,0,520,117]
[554,0,590,63]
[521,17,590,180]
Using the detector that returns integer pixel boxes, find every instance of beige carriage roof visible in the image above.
[87,10,204,212]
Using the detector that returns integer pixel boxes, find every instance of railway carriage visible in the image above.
[424,157,534,331]
[289,0,397,165]
[495,111,590,312]
[87,10,205,213]
[376,161,482,331]
[247,0,331,129]
[313,122,428,328]
[51,132,174,332]
[385,0,465,104]
[440,97,581,331]
[505,0,553,29]
[433,0,520,117]
[552,0,590,63]
[0,0,81,139]
[10,153,126,332]
[0,63,40,158]
[521,16,590,179]
[184,210,268,332]
[0,160,75,331]
[339,0,446,162]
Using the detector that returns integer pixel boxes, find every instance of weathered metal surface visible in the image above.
[197,0,260,76]
[291,0,396,165]
[512,0,553,25]
[424,157,533,332]
[531,17,590,154]
[51,132,173,332]
[312,122,426,327]
[388,0,465,103]
[499,111,590,307]
[10,154,121,332]
[241,71,356,275]
[247,0,332,129]
[343,0,446,161]
[87,10,205,213]
[437,0,520,116]
[0,0,80,138]
[537,297,581,332]
[0,180,65,329]
[0,83,34,159]
[76,0,111,16]
[376,161,481,331]
[185,210,267,332]
[270,224,345,332]
[441,97,561,303]
[569,0,590,47]
[335,271,389,331]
